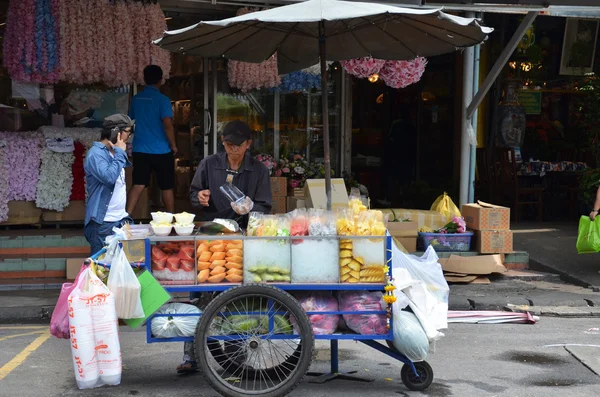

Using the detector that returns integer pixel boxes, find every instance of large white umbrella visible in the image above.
[155,0,493,210]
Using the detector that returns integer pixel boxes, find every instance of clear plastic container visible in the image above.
[244,238,291,283]
[219,183,245,202]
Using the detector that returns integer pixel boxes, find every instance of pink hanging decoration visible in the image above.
[340,57,386,79]
[147,3,171,81]
[379,57,428,89]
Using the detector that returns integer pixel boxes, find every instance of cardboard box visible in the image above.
[42,200,86,222]
[381,208,447,230]
[288,187,304,197]
[476,230,514,254]
[270,177,288,197]
[271,196,287,214]
[396,237,417,252]
[66,258,87,280]
[287,197,306,212]
[304,179,349,210]
[439,254,507,275]
[462,201,511,231]
[387,221,418,238]
[3,201,42,225]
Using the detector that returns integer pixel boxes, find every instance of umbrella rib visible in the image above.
[268,22,300,58]
[404,16,483,43]
[396,18,462,50]
[360,17,418,58]
[158,22,261,49]
[341,20,372,56]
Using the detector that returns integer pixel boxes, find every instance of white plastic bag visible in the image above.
[107,247,144,319]
[392,311,429,362]
[151,303,201,338]
[68,268,122,390]
[103,225,128,263]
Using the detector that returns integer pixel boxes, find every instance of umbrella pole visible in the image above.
[319,22,332,211]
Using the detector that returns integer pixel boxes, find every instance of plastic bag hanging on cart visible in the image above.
[103,225,128,264]
[392,310,429,362]
[107,247,145,319]
[50,264,86,339]
[151,303,201,338]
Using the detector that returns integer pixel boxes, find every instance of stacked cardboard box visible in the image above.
[387,221,418,252]
[270,177,287,214]
[462,202,513,254]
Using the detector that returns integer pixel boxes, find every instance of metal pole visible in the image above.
[212,58,218,155]
[274,90,280,160]
[460,38,475,207]
[319,21,332,211]
[203,57,210,157]
[468,36,481,203]
[306,90,311,161]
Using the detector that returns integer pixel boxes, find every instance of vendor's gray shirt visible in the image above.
[189,152,272,224]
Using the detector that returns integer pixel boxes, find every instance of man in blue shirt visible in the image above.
[84,114,134,255]
[127,65,177,214]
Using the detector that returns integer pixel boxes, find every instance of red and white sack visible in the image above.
[68,268,122,390]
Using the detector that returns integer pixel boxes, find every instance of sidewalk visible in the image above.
[512,222,600,289]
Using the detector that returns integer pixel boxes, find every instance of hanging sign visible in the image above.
[46,137,75,153]
[518,91,542,115]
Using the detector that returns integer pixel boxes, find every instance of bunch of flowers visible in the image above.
[379,57,428,89]
[255,153,279,176]
[436,216,467,234]
[341,57,386,79]
[275,70,322,92]
[3,132,44,201]
[36,148,75,211]
[0,139,8,222]
[277,155,309,188]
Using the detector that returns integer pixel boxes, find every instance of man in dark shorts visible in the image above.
[127,65,177,214]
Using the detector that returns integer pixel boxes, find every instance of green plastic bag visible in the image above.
[576,216,600,254]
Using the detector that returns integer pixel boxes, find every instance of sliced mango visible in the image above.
[210,266,226,275]
[210,259,227,269]
[225,261,243,270]
[197,269,210,283]
[199,251,212,262]
[210,244,225,253]
[225,274,243,283]
[197,261,211,270]
[227,255,243,264]
[210,252,226,261]
[207,273,226,283]
[227,268,243,276]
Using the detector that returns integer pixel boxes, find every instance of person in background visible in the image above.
[589,186,600,221]
[176,120,272,374]
[84,114,135,255]
[127,65,177,215]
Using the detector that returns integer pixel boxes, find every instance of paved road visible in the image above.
[1,318,599,397]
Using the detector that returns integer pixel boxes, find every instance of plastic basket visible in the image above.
[418,232,473,252]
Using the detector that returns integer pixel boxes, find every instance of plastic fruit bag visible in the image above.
[151,303,201,338]
[68,268,121,390]
[337,291,387,335]
[107,247,145,319]
[576,216,600,254]
[291,292,339,335]
[50,264,86,339]
[392,310,429,362]
[430,192,461,221]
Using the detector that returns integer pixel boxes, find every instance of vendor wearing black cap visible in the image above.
[189,120,272,227]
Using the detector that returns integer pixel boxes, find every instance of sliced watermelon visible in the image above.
[181,259,195,272]
[166,255,180,271]
[180,245,194,257]
[178,249,193,260]
[152,246,167,259]
[152,259,166,271]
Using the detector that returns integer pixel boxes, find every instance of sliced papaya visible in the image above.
[210,252,226,261]
[210,244,225,253]
[207,273,226,283]
[227,255,243,264]
[227,268,243,276]
[197,269,210,283]
[210,259,227,269]
[226,249,243,257]
[196,243,210,256]
[225,274,243,283]
[210,266,226,275]
[199,251,212,262]
[197,261,211,270]
[225,261,243,270]
[209,240,223,247]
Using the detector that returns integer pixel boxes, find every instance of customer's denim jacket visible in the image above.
[84,142,131,226]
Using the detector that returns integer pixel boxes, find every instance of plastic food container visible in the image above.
[174,224,194,236]
[220,183,245,203]
[150,223,173,236]
[151,212,174,224]
[174,212,195,225]
[418,232,473,252]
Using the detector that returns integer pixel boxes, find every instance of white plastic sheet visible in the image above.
[151,303,201,338]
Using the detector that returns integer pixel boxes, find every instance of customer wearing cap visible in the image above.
[178,120,272,374]
[189,119,272,225]
[84,114,135,255]
[127,65,177,215]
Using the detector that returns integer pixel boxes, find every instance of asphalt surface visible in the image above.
[513,222,600,288]
[1,318,599,396]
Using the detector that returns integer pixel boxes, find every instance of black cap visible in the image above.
[222,120,252,145]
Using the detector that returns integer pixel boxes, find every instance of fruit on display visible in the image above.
[151,242,196,283]
[247,265,291,283]
[196,239,244,283]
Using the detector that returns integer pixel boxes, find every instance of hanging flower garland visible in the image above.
[0,140,9,223]
[379,57,428,89]
[70,142,86,201]
[3,132,44,201]
[36,148,75,211]
[340,57,386,79]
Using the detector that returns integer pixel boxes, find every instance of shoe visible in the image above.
[176,360,198,374]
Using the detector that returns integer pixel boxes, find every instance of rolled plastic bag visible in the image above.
[392,311,429,362]
[431,192,461,221]
[151,303,201,338]
[576,216,600,254]
[68,268,121,389]
[107,247,145,319]
[103,225,128,263]
[50,264,86,339]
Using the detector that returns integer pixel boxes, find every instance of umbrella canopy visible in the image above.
[155,0,492,74]
[155,0,492,210]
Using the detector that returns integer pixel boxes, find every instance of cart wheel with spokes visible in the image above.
[195,284,314,397]
[401,361,433,391]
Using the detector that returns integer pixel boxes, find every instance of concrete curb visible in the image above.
[528,258,598,291]
[0,306,54,324]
